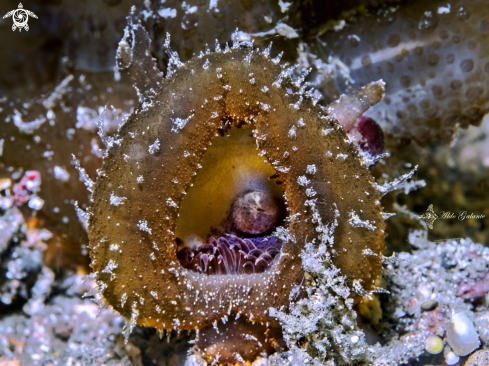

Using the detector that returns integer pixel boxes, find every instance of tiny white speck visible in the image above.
[306,165,316,175]
[297,176,310,186]
[148,139,160,154]
[137,220,152,235]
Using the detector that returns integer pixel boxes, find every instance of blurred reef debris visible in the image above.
[0,0,488,365]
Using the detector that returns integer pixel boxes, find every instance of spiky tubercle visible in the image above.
[88,21,385,359]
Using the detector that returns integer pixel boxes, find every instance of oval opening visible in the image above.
[175,125,286,275]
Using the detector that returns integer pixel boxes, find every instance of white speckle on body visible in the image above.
[110,193,127,206]
[148,139,160,154]
[137,220,152,235]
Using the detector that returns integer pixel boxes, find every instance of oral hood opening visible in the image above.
[175,125,287,275]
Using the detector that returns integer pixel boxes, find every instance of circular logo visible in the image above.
[3,3,38,32]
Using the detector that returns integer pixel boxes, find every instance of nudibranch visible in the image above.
[87,20,386,363]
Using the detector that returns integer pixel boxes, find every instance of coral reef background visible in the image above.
[0,0,488,365]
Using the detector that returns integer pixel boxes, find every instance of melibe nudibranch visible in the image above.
[84,18,391,363]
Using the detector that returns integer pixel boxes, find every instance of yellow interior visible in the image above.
[175,127,284,247]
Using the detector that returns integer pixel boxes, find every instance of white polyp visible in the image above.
[275,22,299,38]
[352,279,372,300]
[166,198,179,208]
[120,293,127,308]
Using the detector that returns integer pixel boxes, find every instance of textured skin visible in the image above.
[0,0,297,270]
[88,24,384,347]
[1,0,486,271]
[313,0,489,144]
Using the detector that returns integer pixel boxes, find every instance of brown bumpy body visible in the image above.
[88,23,385,362]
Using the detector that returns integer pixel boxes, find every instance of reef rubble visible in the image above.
[0,203,487,365]
[0,0,488,365]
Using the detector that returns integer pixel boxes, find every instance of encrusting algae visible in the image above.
[86,16,390,364]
